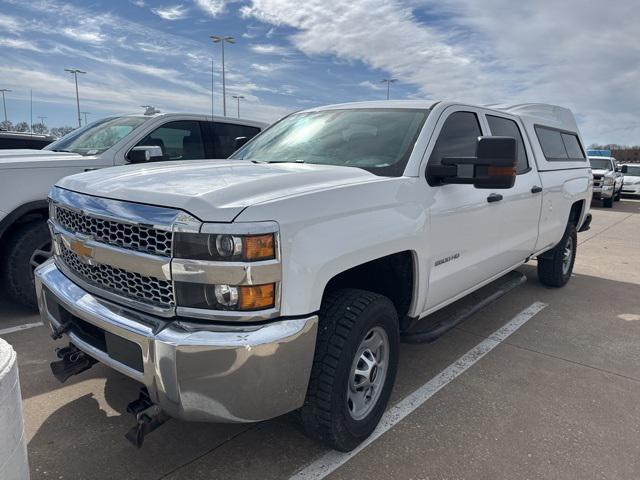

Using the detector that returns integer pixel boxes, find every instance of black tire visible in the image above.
[300,288,399,452]
[537,223,577,288]
[603,195,614,208]
[614,186,622,201]
[1,221,52,308]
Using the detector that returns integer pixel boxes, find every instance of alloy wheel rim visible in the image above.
[30,241,53,271]
[347,326,389,421]
[562,236,573,276]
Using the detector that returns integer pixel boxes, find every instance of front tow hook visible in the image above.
[125,388,171,448]
[50,344,97,383]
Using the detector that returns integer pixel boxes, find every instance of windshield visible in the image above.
[589,158,612,170]
[231,108,429,176]
[624,165,640,176]
[45,116,149,155]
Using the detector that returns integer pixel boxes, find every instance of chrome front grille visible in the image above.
[55,206,173,257]
[60,245,175,307]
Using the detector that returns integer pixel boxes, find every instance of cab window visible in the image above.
[486,115,529,173]
[136,121,205,161]
[428,111,482,167]
[210,122,261,158]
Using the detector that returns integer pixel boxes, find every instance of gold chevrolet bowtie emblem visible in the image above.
[68,237,94,262]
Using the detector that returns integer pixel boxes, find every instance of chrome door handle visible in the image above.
[487,193,503,203]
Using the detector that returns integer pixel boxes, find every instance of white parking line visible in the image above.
[0,322,44,336]
[290,301,548,480]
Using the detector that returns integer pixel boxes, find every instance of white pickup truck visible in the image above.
[35,101,592,451]
[0,113,266,308]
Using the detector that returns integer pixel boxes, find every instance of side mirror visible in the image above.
[620,165,628,174]
[233,136,249,150]
[128,145,163,163]
[428,136,517,189]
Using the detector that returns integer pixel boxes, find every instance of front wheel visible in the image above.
[1,221,52,308]
[300,288,399,452]
[603,195,614,208]
[614,186,622,201]
[537,223,577,288]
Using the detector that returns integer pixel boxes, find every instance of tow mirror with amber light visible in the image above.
[428,136,517,189]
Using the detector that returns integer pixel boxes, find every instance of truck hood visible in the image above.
[623,175,640,183]
[57,160,382,222]
[591,169,612,177]
[0,149,101,169]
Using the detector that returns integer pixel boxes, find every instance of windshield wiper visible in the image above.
[264,159,306,164]
[50,148,72,153]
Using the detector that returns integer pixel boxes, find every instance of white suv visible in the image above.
[0,113,267,308]
[621,164,640,196]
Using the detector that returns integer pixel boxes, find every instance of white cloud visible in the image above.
[61,28,106,44]
[359,80,385,91]
[241,0,640,144]
[151,4,189,20]
[251,62,287,74]
[0,13,22,33]
[193,0,228,17]
[249,43,295,56]
[0,37,43,52]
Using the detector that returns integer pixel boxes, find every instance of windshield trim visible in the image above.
[231,108,430,177]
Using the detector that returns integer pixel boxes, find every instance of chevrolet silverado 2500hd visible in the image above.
[0,113,266,308]
[36,101,592,451]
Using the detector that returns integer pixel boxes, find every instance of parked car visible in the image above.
[621,164,640,196]
[0,131,55,149]
[35,101,591,451]
[588,155,625,207]
[0,113,267,308]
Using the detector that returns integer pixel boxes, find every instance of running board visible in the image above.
[401,271,527,344]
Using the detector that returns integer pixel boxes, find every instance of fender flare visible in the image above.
[0,200,49,241]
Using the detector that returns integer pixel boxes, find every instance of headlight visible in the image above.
[174,232,276,262]
[603,176,614,186]
[175,282,276,311]
[173,226,280,314]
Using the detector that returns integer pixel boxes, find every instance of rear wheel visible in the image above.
[1,221,52,308]
[537,223,577,288]
[300,288,399,452]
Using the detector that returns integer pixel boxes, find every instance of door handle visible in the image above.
[531,185,543,194]
[487,193,503,203]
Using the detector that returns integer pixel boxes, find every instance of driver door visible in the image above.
[424,108,507,310]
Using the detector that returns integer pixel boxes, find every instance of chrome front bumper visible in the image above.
[35,260,318,423]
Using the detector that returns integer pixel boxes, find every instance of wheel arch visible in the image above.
[0,200,49,243]
[320,250,417,331]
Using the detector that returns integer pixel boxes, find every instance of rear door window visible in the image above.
[486,115,529,173]
[209,122,261,158]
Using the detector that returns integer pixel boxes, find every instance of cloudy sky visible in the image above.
[0,0,638,144]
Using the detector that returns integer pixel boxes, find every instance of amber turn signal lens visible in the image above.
[239,283,275,310]
[488,166,516,177]
[243,234,275,261]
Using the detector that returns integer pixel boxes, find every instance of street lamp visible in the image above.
[381,78,397,100]
[81,111,90,126]
[64,68,86,128]
[232,95,244,118]
[210,35,235,117]
[0,88,11,124]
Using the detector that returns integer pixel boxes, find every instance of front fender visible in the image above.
[235,177,429,316]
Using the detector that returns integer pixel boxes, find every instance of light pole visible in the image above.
[0,88,11,124]
[381,78,397,100]
[81,111,90,126]
[210,35,235,116]
[64,68,86,128]
[232,95,244,118]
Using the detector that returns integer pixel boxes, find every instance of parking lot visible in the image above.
[2,198,639,480]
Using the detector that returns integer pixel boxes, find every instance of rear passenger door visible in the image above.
[204,122,262,158]
[483,112,543,267]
